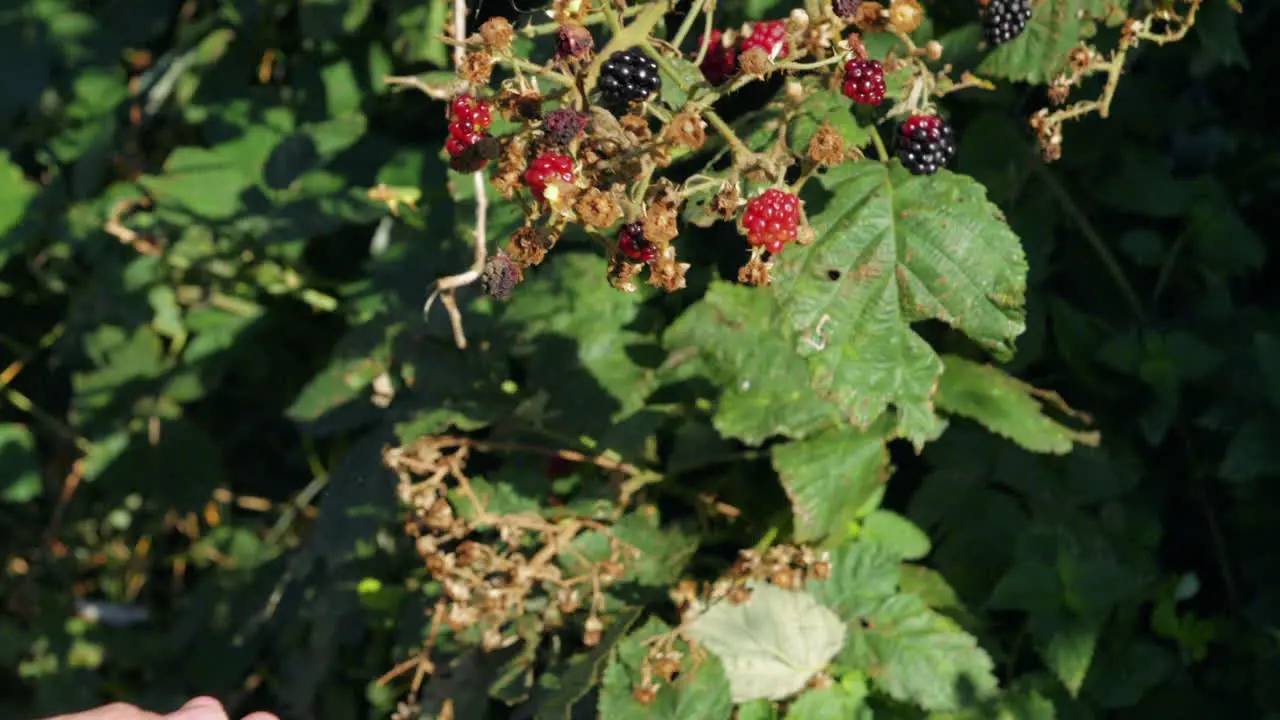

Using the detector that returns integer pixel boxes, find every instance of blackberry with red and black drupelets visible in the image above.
[842,58,886,106]
[981,0,1032,46]
[896,114,956,176]
[598,48,661,105]
[699,29,738,85]
[446,94,496,170]
[617,222,658,263]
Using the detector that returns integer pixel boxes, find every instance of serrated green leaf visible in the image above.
[531,609,643,720]
[599,618,734,720]
[771,419,892,544]
[1031,612,1101,697]
[783,681,871,720]
[842,594,998,711]
[664,283,845,445]
[684,582,846,703]
[935,354,1098,454]
[860,510,931,561]
[806,541,901,619]
[560,507,697,590]
[140,146,253,219]
[656,53,704,108]
[774,160,1027,447]
[977,0,1119,83]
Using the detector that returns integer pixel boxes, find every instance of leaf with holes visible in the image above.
[772,160,1027,448]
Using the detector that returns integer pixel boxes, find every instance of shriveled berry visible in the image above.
[699,29,738,85]
[617,222,657,263]
[833,0,862,19]
[543,108,589,146]
[450,94,492,129]
[557,23,595,58]
[842,58,885,105]
[598,48,661,105]
[742,189,801,255]
[739,20,789,59]
[896,114,956,176]
[481,251,520,300]
[982,0,1032,46]
[523,152,576,201]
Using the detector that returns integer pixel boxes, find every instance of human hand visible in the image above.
[43,696,278,720]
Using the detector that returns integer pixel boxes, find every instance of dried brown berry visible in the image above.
[574,187,623,228]
[619,114,653,141]
[834,0,862,19]
[632,683,658,706]
[643,203,679,245]
[543,108,589,145]
[556,23,594,59]
[648,248,691,293]
[664,111,706,150]
[712,182,742,220]
[508,226,554,267]
[888,0,924,34]
[811,560,832,580]
[808,123,847,167]
[479,17,515,52]
[727,585,753,604]
[583,615,604,647]
[738,254,773,286]
[737,47,774,78]
[853,2,889,31]
[607,254,643,292]
[458,52,494,85]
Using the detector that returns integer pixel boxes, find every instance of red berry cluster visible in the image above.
[617,222,658,263]
[698,20,790,85]
[741,189,801,254]
[446,94,494,164]
[842,58,886,106]
[523,153,576,202]
[740,20,790,59]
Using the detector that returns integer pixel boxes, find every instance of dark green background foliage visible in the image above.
[0,0,1275,718]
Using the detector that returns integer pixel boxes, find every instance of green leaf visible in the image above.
[1031,612,1101,697]
[782,680,871,720]
[531,609,643,720]
[0,424,42,503]
[775,160,1027,447]
[655,54,704,109]
[770,419,892,544]
[935,354,1099,454]
[683,582,847,703]
[977,0,1118,83]
[561,507,698,590]
[0,152,38,260]
[841,594,998,711]
[599,618,734,720]
[301,0,373,40]
[665,283,845,445]
[140,147,253,219]
[787,89,871,155]
[1217,416,1280,485]
[860,510,931,561]
[806,540,901,620]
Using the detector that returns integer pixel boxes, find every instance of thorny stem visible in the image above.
[780,55,847,71]
[670,0,707,49]
[1036,1,1201,145]
[518,4,646,36]
[419,0,490,350]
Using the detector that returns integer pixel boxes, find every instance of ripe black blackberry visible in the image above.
[598,48,661,105]
[896,115,956,176]
[981,0,1032,46]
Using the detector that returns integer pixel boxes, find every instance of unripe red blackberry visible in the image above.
[739,20,789,59]
[741,189,801,255]
[896,114,956,176]
[450,94,492,129]
[699,29,737,85]
[617,222,657,263]
[523,152,575,202]
[841,58,885,105]
[543,108,589,146]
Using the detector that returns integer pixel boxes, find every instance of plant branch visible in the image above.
[670,0,706,48]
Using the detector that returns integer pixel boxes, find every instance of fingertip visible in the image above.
[165,696,228,720]
[240,713,280,720]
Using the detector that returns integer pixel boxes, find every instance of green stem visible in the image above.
[693,0,716,66]
[520,5,644,36]
[505,56,576,88]
[602,1,624,35]
[780,55,846,71]
[670,0,707,48]
[701,108,754,162]
[869,125,889,162]
[1034,163,1147,322]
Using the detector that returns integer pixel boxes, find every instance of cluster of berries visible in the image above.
[446,94,497,171]
[698,20,790,85]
